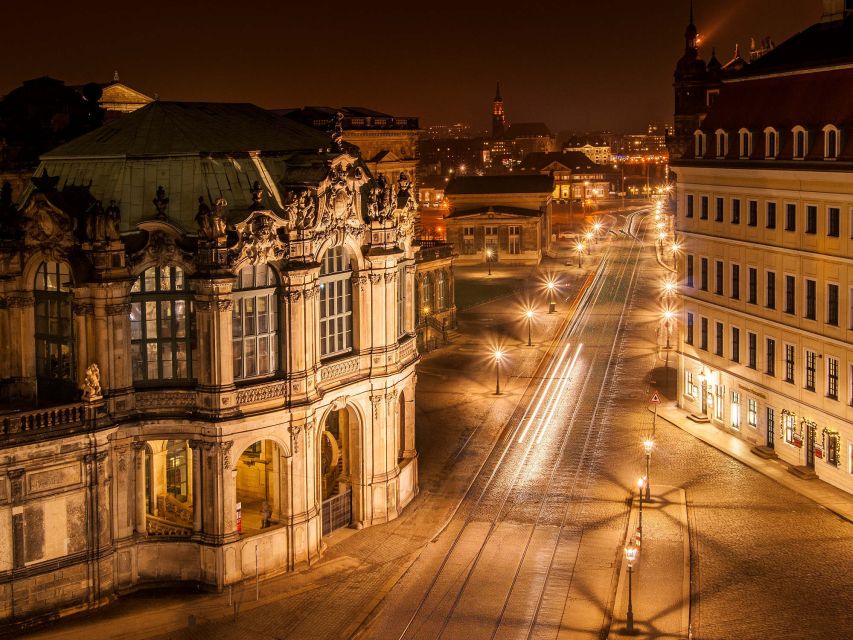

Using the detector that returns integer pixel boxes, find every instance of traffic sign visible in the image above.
[650,392,661,404]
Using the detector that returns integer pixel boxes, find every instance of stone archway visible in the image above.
[320,402,361,533]
[235,439,286,534]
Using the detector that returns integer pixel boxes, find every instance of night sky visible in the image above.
[6,0,820,133]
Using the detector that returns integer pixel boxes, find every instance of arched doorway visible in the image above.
[235,440,285,534]
[321,406,357,534]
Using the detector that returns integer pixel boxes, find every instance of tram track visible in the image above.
[397,224,648,640]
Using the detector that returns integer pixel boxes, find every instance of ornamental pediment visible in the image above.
[21,194,76,258]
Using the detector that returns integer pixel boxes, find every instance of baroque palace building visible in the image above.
[674,2,853,495]
[0,101,421,623]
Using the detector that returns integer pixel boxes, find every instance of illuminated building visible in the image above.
[519,152,612,201]
[444,175,553,265]
[0,101,421,621]
[675,1,853,494]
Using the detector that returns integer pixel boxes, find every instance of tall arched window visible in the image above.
[34,261,75,400]
[165,440,188,502]
[318,247,353,359]
[824,125,839,159]
[232,264,278,379]
[436,271,448,311]
[715,130,727,158]
[739,128,752,158]
[694,131,706,158]
[130,266,193,383]
[421,273,434,315]
[764,128,778,159]
[793,126,807,159]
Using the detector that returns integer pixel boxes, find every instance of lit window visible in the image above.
[318,247,354,359]
[232,264,278,380]
[166,440,189,502]
[34,261,75,400]
[748,398,758,428]
[731,391,741,429]
[130,266,193,382]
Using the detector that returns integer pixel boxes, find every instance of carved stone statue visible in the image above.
[85,199,121,244]
[195,196,228,246]
[239,213,287,265]
[284,189,318,231]
[250,180,264,210]
[395,172,416,212]
[331,111,345,150]
[368,174,393,222]
[153,185,169,219]
[81,363,102,401]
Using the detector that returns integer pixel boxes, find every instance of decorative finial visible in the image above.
[250,180,264,210]
[113,70,120,83]
[331,112,344,151]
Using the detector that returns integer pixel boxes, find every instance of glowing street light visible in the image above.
[624,544,639,634]
[643,439,653,500]
[584,231,593,253]
[575,242,585,268]
[546,279,557,313]
[525,309,535,347]
[493,349,504,395]
[662,309,674,349]
[637,477,646,538]
[485,248,493,276]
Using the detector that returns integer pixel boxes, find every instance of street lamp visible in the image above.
[637,477,645,538]
[584,231,593,254]
[525,309,535,347]
[486,248,493,276]
[593,221,602,241]
[662,279,676,297]
[547,280,557,313]
[575,242,584,267]
[643,439,653,500]
[662,309,674,349]
[493,349,504,395]
[624,544,639,634]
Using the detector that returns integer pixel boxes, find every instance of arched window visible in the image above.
[436,271,448,311]
[165,440,188,502]
[764,128,778,159]
[130,266,193,383]
[738,128,752,158]
[824,125,840,159]
[421,273,434,316]
[715,130,727,158]
[694,131,706,158]
[232,264,278,379]
[34,261,75,400]
[396,263,407,338]
[318,247,353,359]
[793,126,807,159]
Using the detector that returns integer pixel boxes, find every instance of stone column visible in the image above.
[191,276,237,416]
[189,440,203,535]
[282,266,319,402]
[133,442,147,535]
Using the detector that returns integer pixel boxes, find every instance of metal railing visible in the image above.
[321,488,352,535]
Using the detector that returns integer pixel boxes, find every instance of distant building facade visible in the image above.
[562,142,612,165]
[519,152,612,201]
[444,175,553,265]
[675,2,853,495]
[0,101,421,623]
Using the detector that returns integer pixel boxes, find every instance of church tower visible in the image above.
[670,1,712,159]
[492,82,506,138]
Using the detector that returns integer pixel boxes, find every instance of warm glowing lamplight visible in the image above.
[643,439,654,455]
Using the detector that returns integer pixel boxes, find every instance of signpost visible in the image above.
[650,391,660,435]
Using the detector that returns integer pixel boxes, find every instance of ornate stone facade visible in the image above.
[0,102,420,626]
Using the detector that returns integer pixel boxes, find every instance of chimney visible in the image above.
[821,0,849,22]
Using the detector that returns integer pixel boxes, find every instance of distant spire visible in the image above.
[689,0,694,26]
[495,82,502,101]
[113,70,119,82]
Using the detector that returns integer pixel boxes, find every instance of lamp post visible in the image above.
[547,280,556,313]
[662,309,674,350]
[486,248,493,276]
[525,309,534,347]
[624,544,638,634]
[593,221,602,242]
[637,477,645,538]
[494,349,503,395]
[643,440,653,501]
[575,242,584,268]
[584,231,593,254]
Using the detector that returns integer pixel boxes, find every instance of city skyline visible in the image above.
[4,0,817,133]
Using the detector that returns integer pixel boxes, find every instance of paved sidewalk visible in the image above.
[609,485,689,639]
[655,400,853,523]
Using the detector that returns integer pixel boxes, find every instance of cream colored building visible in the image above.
[0,101,420,623]
[675,7,853,495]
[563,143,612,166]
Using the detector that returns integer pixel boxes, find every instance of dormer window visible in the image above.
[764,127,778,159]
[738,128,752,159]
[715,129,728,158]
[823,125,840,159]
[694,130,706,158]
[792,126,807,159]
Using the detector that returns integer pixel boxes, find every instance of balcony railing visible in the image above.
[0,402,86,437]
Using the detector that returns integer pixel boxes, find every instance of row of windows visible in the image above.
[31,256,410,391]
[695,125,841,161]
[685,255,844,326]
[685,195,845,238]
[686,311,846,401]
[461,225,524,255]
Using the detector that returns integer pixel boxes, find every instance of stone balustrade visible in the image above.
[0,403,86,437]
